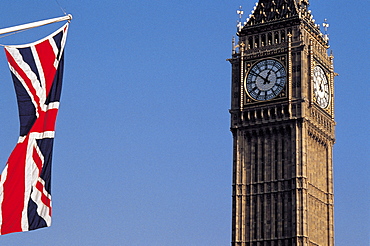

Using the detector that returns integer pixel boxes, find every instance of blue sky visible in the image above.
[0,0,368,245]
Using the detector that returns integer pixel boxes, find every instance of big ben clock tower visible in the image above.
[228,1,335,245]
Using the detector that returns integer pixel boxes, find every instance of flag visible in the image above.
[0,23,69,235]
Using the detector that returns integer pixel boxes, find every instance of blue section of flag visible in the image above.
[46,53,64,104]
[11,72,37,136]
[27,197,47,230]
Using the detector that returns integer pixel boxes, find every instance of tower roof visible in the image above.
[245,0,309,26]
[239,0,328,44]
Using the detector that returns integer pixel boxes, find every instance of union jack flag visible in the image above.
[0,23,69,235]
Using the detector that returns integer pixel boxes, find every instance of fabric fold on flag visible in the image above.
[0,23,69,235]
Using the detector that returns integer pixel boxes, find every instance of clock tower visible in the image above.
[228,1,335,245]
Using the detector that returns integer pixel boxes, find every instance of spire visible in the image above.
[244,0,307,26]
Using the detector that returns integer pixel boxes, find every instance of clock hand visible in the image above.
[255,73,268,82]
[263,69,273,84]
[319,81,324,92]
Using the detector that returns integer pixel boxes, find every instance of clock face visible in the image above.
[313,65,330,108]
[245,59,287,101]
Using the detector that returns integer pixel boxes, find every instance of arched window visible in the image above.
[261,34,266,47]
[274,31,279,44]
[248,36,253,49]
[254,36,259,48]
[268,32,273,45]
[281,30,286,42]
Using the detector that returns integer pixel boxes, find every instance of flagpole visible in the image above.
[0,14,72,35]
